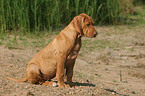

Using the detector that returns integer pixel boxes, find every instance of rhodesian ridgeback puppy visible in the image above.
[6,13,98,87]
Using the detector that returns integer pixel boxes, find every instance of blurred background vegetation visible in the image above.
[0,0,145,34]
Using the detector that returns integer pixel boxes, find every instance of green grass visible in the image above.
[0,0,122,33]
[1,0,145,34]
[0,32,121,52]
[5,35,19,49]
[0,32,54,50]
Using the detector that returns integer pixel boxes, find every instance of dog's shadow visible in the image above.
[70,82,95,87]
[42,80,96,87]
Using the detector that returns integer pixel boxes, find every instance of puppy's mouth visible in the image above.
[85,32,98,38]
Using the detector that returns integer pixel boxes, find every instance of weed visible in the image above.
[0,41,2,45]
[95,74,102,77]
[113,80,117,83]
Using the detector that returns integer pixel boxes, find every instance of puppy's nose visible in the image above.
[93,32,98,37]
[94,32,98,35]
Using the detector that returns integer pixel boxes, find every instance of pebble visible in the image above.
[26,91,34,96]
[52,82,58,87]
[112,92,115,94]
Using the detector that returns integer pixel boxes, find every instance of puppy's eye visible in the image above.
[87,24,90,26]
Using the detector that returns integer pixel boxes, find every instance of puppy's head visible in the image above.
[73,13,98,38]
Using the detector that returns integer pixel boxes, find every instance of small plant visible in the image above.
[95,74,102,77]
[0,41,2,45]
[113,80,117,83]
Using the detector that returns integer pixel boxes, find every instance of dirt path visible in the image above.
[0,25,145,96]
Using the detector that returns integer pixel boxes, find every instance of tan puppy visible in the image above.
[6,13,98,87]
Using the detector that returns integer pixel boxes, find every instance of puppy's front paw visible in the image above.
[58,83,70,88]
[42,81,54,87]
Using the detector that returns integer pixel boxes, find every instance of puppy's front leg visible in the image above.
[66,60,75,87]
[56,55,66,88]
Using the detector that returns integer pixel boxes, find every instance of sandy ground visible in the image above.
[0,25,145,96]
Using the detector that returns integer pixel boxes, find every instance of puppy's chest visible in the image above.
[67,43,81,60]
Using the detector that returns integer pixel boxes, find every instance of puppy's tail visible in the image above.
[5,77,27,82]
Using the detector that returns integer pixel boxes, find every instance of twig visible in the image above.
[120,70,122,82]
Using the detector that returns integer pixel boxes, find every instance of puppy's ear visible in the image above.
[73,16,84,36]
[80,13,94,24]
[79,13,88,17]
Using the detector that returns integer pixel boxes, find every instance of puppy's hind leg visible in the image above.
[26,64,44,84]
